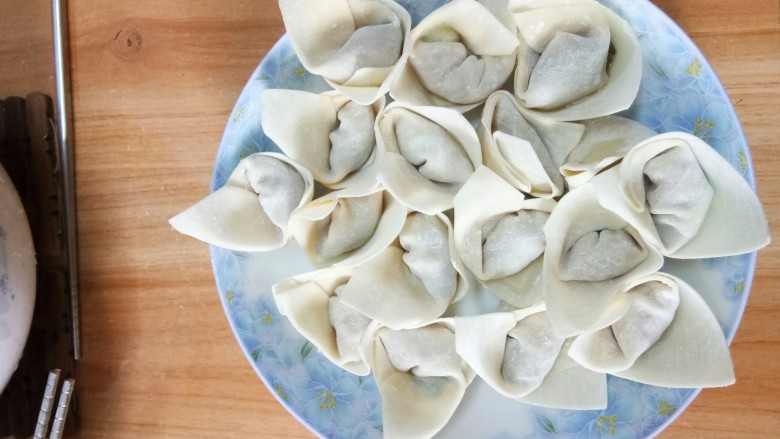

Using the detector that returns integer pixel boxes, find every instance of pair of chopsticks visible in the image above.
[34,370,75,439]
[32,4,79,437]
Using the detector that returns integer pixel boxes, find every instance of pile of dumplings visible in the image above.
[170,0,770,437]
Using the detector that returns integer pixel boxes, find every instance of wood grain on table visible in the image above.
[2,0,779,437]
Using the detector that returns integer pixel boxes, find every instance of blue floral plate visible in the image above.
[210,1,758,437]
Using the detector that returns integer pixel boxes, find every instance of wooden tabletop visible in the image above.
[1,0,779,437]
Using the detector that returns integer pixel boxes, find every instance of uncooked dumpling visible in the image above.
[569,276,678,373]
[390,0,519,110]
[376,102,482,214]
[542,183,663,337]
[279,0,412,104]
[455,306,608,409]
[338,212,471,329]
[592,132,770,258]
[169,152,314,252]
[317,193,384,257]
[273,266,373,375]
[288,184,407,267]
[643,146,713,249]
[454,305,563,399]
[509,0,642,121]
[569,272,736,388]
[503,313,563,389]
[479,91,579,198]
[366,323,474,439]
[453,166,556,308]
[558,229,647,282]
[261,89,384,188]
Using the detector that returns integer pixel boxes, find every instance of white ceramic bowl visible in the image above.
[0,163,36,392]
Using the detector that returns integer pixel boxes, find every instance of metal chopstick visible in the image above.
[33,370,76,439]
[52,0,81,360]
[33,370,61,439]
[49,378,75,439]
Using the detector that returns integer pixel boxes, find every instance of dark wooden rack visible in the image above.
[0,93,76,438]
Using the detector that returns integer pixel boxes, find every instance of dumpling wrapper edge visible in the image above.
[169,152,314,252]
[542,183,664,338]
[273,266,372,376]
[592,132,770,258]
[569,272,735,388]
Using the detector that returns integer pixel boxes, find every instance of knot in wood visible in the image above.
[114,27,143,57]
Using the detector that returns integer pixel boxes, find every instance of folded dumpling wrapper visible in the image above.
[260,89,385,188]
[456,302,608,409]
[517,339,607,409]
[376,102,482,214]
[454,166,556,309]
[560,115,656,188]
[479,91,583,198]
[279,0,412,104]
[273,266,373,375]
[509,0,642,121]
[339,212,473,329]
[365,322,475,439]
[170,152,314,252]
[543,182,664,337]
[569,272,736,388]
[478,0,516,29]
[288,183,407,267]
[456,306,562,400]
[390,0,519,111]
[592,132,770,258]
